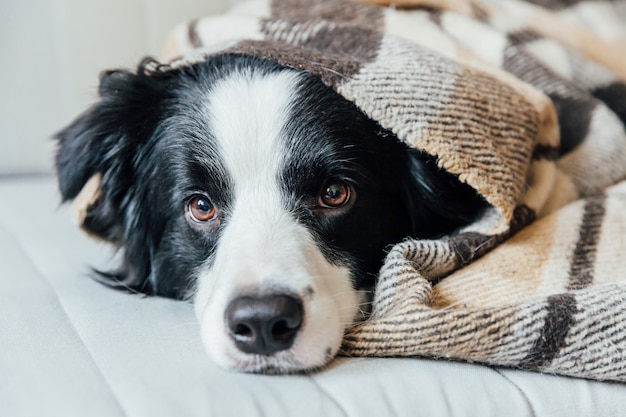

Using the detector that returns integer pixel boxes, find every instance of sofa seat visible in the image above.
[1,176,625,417]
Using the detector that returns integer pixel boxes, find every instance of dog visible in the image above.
[55,54,488,373]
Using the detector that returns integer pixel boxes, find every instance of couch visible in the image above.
[3,163,626,417]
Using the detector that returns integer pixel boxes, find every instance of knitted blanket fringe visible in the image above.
[161,0,626,382]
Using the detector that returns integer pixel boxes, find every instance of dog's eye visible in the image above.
[319,180,351,208]
[188,195,216,222]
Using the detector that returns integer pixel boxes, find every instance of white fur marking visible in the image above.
[193,69,359,372]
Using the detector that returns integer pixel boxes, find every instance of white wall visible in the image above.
[0,0,244,175]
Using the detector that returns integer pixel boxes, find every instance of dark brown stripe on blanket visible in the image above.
[567,194,607,290]
[519,293,577,368]
[503,45,598,157]
[531,144,560,161]
[509,204,537,234]
[508,29,543,46]
[502,43,599,156]
[592,82,626,127]
[270,0,383,25]
[448,232,500,268]
[430,205,536,285]
[470,3,490,22]
[222,39,375,87]
[260,19,382,70]
[549,93,597,156]
[261,0,384,88]
[188,19,202,48]
[447,205,536,267]
[424,8,443,26]
[524,0,595,10]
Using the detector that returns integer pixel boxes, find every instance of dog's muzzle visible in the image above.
[225,294,303,356]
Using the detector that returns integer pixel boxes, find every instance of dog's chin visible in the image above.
[215,347,334,375]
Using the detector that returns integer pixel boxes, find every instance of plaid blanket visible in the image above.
[159,0,626,382]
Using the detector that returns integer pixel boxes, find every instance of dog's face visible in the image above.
[56,55,485,373]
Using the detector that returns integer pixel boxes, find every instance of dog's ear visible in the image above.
[403,149,489,238]
[54,59,171,242]
[54,59,182,294]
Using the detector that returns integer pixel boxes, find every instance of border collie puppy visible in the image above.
[55,55,487,373]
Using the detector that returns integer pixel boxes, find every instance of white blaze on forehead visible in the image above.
[205,68,301,192]
[195,67,305,313]
[202,67,306,290]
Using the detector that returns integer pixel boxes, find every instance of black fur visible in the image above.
[55,54,487,299]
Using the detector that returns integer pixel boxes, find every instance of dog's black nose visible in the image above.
[226,294,303,356]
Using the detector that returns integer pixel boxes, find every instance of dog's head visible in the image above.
[55,55,485,373]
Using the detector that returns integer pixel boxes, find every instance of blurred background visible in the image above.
[0,0,245,176]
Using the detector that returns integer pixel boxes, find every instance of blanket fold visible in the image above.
[157,0,626,381]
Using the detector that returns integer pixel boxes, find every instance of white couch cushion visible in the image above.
[0,177,624,416]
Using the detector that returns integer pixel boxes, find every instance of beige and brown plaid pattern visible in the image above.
[139,0,626,381]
